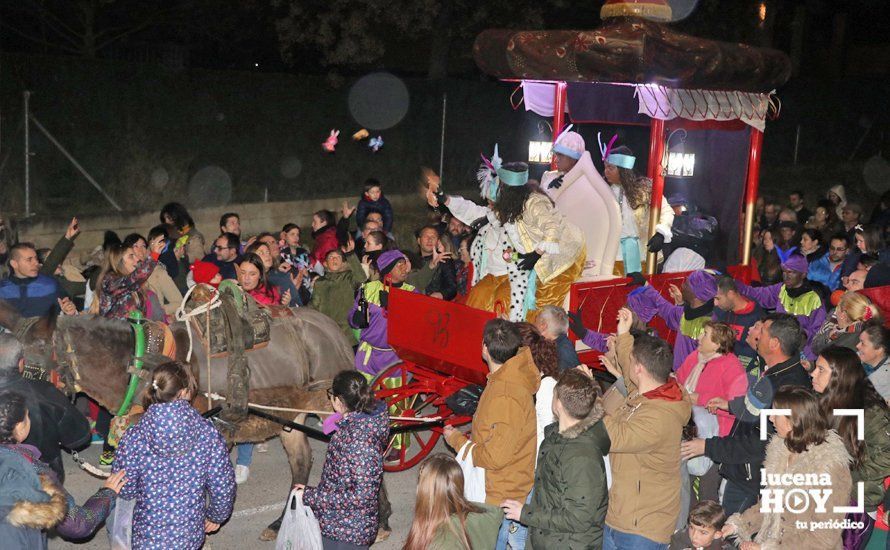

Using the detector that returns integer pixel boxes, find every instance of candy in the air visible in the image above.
[352,129,369,141]
[322,130,340,153]
[369,136,384,152]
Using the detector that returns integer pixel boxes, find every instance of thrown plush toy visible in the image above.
[322,129,340,153]
[369,136,384,152]
[352,128,369,141]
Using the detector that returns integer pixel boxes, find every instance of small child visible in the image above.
[356,178,394,234]
[670,500,732,550]
[190,260,222,288]
[309,248,365,344]
[113,361,235,549]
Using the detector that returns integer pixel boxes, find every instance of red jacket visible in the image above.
[247,284,280,306]
[676,351,748,437]
[310,225,339,267]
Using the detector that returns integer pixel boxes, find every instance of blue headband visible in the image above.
[606,153,636,170]
[496,168,529,187]
[552,143,582,160]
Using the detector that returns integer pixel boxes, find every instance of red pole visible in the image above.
[550,81,568,170]
[645,118,666,274]
[741,128,764,265]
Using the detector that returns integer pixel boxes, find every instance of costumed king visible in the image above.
[541,127,621,278]
[425,147,585,322]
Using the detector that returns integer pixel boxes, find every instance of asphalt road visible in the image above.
[51,432,445,549]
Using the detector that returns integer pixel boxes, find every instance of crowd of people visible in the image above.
[0,143,887,550]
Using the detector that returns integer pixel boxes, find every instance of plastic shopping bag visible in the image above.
[276,489,323,550]
[108,497,136,550]
[456,441,486,503]
[687,406,719,476]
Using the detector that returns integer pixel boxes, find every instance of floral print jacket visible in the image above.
[303,402,389,545]
[113,399,235,550]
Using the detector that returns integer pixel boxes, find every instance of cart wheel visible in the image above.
[370,363,446,472]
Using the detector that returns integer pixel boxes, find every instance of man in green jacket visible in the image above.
[503,368,610,549]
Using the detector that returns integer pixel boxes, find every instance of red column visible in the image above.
[741,129,764,265]
[550,81,568,170]
[645,118,666,274]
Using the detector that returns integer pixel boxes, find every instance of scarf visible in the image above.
[684,352,722,394]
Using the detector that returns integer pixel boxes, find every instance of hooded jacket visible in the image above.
[828,184,847,218]
[0,375,91,478]
[310,224,339,267]
[521,400,611,549]
[356,193,394,233]
[113,399,235,550]
[0,444,113,549]
[445,347,541,506]
[303,402,389,546]
[604,331,692,544]
[727,430,851,550]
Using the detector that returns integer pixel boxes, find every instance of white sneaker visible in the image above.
[256,442,269,453]
[235,465,250,485]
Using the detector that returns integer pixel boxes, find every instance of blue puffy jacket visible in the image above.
[0,275,63,318]
[807,252,843,291]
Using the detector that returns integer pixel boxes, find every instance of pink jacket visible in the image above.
[676,351,748,437]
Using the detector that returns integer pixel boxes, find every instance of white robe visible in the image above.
[541,151,621,279]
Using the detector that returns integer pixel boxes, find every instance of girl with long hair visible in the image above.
[124,232,182,317]
[403,453,501,550]
[603,145,673,275]
[723,386,852,548]
[0,391,125,548]
[113,362,235,549]
[516,322,559,452]
[810,346,890,549]
[159,202,205,263]
[237,252,288,306]
[245,241,298,306]
[96,238,164,320]
[298,370,389,549]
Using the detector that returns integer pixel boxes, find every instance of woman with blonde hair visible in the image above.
[95,239,164,320]
[403,453,501,550]
[812,292,881,355]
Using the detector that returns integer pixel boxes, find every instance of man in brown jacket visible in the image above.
[445,318,540,550]
[602,308,692,549]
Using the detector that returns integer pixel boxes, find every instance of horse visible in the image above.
[0,300,392,541]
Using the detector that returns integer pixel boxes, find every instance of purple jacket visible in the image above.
[736,281,826,360]
[113,399,235,550]
[627,285,712,371]
[348,281,416,376]
[303,402,389,546]
[581,330,609,352]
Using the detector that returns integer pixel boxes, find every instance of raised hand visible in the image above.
[65,217,81,240]
[280,289,292,306]
[616,308,633,335]
[341,201,356,219]
[668,284,683,305]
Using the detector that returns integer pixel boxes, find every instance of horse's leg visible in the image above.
[259,413,312,542]
[377,478,393,542]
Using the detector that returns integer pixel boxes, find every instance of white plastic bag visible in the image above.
[456,441,486,503]
[276,489,323,550]
[687,405,719,476]
[108,497,136,550]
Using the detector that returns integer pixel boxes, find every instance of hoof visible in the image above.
[259,528,278,542]
[375,528,392,543]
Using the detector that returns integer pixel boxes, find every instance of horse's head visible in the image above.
[0,300,61,382]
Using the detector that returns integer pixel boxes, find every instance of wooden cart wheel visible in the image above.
[370,363,448,472]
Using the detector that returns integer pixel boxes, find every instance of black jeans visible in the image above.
[722,479,759,515]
